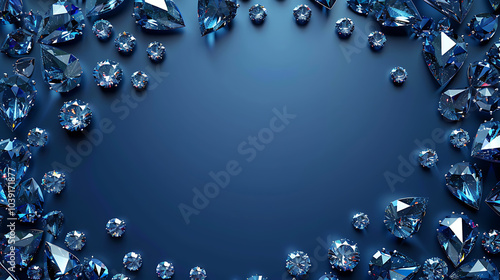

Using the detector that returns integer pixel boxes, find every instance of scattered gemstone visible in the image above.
[468,61,499,88]
[112,274,130,280]
[86,0,125,16]
[115,32,136,54]
[486,182,500,216]
[45,242,83,280]
[0,0,22,24]
[0,229,43,269]
[0,139,31,184]
[93,60,123,88]
[390,66,407,85]
[249,4,267,24]
[437,213,478,267]
[372,0,421,27]
[22,11,42,34]
[412,17,435,38]
[92,19,113,40]
[0,74,37,131]
[423,0,473,23]
[438,88,471,121]
[123,252,142,271]
[15,178,44,223]
[13,57,35,78]
[190,267,207,280]
[27,265,43,280]
[449,258,499,280]
[84,258,109,280]
[133,0,185,30]
[445,162,483,210]
[59,99,93,131]
[449,129,470,148]
[38,2,85,45]
[423,257,448,280]
[27,127,48,147]
[437,17,452,31]
[106,218,126,237]
[198,0,239,36]
[468,14,498,42]
[335,18,354,38]
[319,273,339,280]
[352,212,369,230]
[488,42,500,69]
[41,45,82,93]
[418,149,438,167]
[471,120,500,162]
[384,197,428,239]
[131,71,149,90]
[293,5,311,25]
[156,261,175,279]
[368,249,420,280]
[41,170,66,194]
[65,230,86,251]
[483,230,500,254]
[347,0,373,15]
[0,29,34,57]
[368,31,386,50]
[474,87,500,113]
[147,41,166,62]
[328,239,360,271]
[42,210,64,238]
[286,251,311,276]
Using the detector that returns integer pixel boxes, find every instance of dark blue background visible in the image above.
[1,0,500,279]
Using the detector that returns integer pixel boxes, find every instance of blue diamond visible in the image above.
[471,120,500,162]
[92,19,113,40]
[445,162,482,210]
[86,0,125,16]
[348,0,373,14]
[131,71,148,90]
[438,88,471,121]
[286,251,311,276]
[424,0,473,23]
[1,29,34,57]
[93,60,123,88]
[156,261,174,279]
[293,5,312,25]
[314,0,336,9]
[13,57,35,78]
[0,0,22,24]
[450,259,499,280]
[198,0,238,36]
[84,259,108,280]
[16,178,44,223]
[418,149,438,167]
[487,42,500,68]
[328,239,360,271]
[133,0,185,30]
[474,87,500,113]
[449,128,470,148]
[372,0,421,27]
[64,230,86,251]
[123,252,142,271]
[0,139,31,185]
[319,273,339,280]
[412,17,435,38]
[41,170,66,194]
[22,11,42,34]
[335,18,355,38]
[114,32,136,54]
[39,2,84,45]
[27,127,49,147]
[468,61,499,88]
[437,213,478,267]
[42,211,64,238]
[59,99,92,131]
[0,75,36,131]
[45,242,83,280]
[41,45,82,93]
[190,267,206,280]
[384,197,428,239]
[146,41,166,62]
[368,249,420,280]
[437,17,452,31]
[27,265,43,280]
[1,229,43,269]
[249,4,267,24]
[468,14,498,42]
[486,182,500,216]
[423,257,448,280]
[368,31,386,50]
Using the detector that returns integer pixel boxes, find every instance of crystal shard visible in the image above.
[0,139,31,184]
[41,45,82,93]
[42,211,64,238]
[38,2,84,45]
[15,178,44,223]
[468,61,499,88]
[471,120,500,162]
[45,242,83,280]
[372,0,421,27]
[0,229,43,269]
[486,182,500,216]
[449,259,499,280]
[445,162,482,210]
[198,0,238,36]
[0,0,22,24]
[0,74,37,131]
[384,197,428,239]
[133,0,185,30]
[437,213,478,267]
[438,88,471,121]
[314,0,336,9]
[423,0,473,23]
[368,249,420,280]
[0,29,34,57]
[423,31,468,86]
[13,57,35,78]
[86,0,125,16]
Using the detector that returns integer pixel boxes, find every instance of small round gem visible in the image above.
[112,274,130,280]
[418,149,438,168]
[467,13,498,42]
[368,31,386,50]
[190,266,207,280]
[93,60,123,88]
[482,229,500,254]
[249,4,267,24]
[59,99,92,131]
[27,127,48,147]
[449,128,470,148]
[352,212,369,230]
[319,273,339,280]
[390,66,408,85]
[285,251,311,276]
[328,238,360,271]
[293,5,311,25]
[41,170,66,194]
[147,41,166,62]
[65,230,86,251]
[92,19,113,40]
[114,32,136,54]
[335,18,355,38]
[106,218,126,237]
[131,71,149,90]
[475,87,500,113]
[27,265,43,280]
[123,252,142,271]
[156,261,175,279]
[422,257,448,280]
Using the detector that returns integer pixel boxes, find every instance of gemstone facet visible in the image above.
[131,71,149,90]
[42,210,64,238]
[293,5,311,25]
[483,229,500,254]
[486,182,500,216]
[45,242,83,280]
[133,0,185,30]
[93,60,123,88]
[156,261,174,279]
[335,18,355,38]
[437,213,478,267]
[190,267,207,280]
[59,99,92,131]
[0,0,22,24]
[285,251,311,276]
[474,87,500,113]
[468,61,499,88]
[65,230,86,251]
[27,127,48,147]
[38,2,85,45]
[198,0,239,36]
[368,249,420,280]
[0,229,43,269]
[41,170,66,194]
[123,252,142,271]
[449,128,470,148]
[92,19,113,40]
[348,0,373,15]
[13,57,35,78]
[368,31,386,50]
[15,178,44,223]
[352,212,369,229]
[0,29,34,57]
[41,45,82,93]
[438,88,471,121]
[412,17,435,38]
[372,0,421,27]
[106,218,126,237]
[384,197,428,239]
[445,162,483,210]
[487,42,500,68]
[390,66,407,84]
[0,75,37,131]
[249,4,267,24]
[0,139,31,184]
[423,257,448,280]
[114,32,136,54]
[27,265,43,280]
[147,41,166,62]
[468,13,498,42]
[84,258,109,280]
[471,120,500,162]
[86,0,125,17]
[418,149,438,167]
[423,0,473,23]
[328,239,360,271]
[449,258,499,280]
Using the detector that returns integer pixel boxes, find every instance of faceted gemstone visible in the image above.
[249,4,267,24]
[437,213,478,267]
[368,31,386,50]
[112,274,130,280]
[314,0,336,9]
[319,273,339,280]
[475,87,500,113]
[1,29,34,57]
[84,259,108,280]
[418,149,438,167]
[106,218,126,237]
[13,57,35,78]
[328,239,360,271]
[390,66,407,85]
[15,178,44,223]
[383,197,428,239]
[471,120,500,162]
[93,60,123,88]
[27,127,48,147]
[423,257,448,280]
[41,45,82,93]
[347,0,373,15]
[468,61,499,88]
[92,19,113,40]
[352,212,369,229]
[41,171,66,194]
[0,74,36,131]
[285,251,311,276]
[0,139,31,184]
[486,182,500,216]
[59,99,92,131]
[335,18,355,38]
[45,242,83,280]
[438,88,471,121]
[114,32,136,54]
[423,31,468,86]
[449,128,470,148]
[368,249,420,280]
[42,211,64,238]
[156,261,174,279]
[449,259,499,280]
[0,229,43,269]
[372,0,421,27]
[293,5,311,25]
[190,267,207,280]
[483,229,500,254]
[131,71,149,90]
[38,2,84,45]
[412,17,435,38]
[65,230,86,251]
[86,0,125,16]
[491,0,500,12]
[147,41,166,62]
[27,265,43,280]
[22,11,42,34]
[0,0,23,24]
[133,0,185,30]
[423,0,473,23]
[468,14,498,42]
[445,162,483,209]
[198,0,239,36]
[437,17,452,31]
[123,252,142,271]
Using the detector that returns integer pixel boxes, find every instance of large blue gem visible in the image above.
[86,0,125,16]
[471,120,500,162]
[45,242,83,280]
[0,229,43,269]
[0,0,22,24]
[368,249,420,280]
[437,213,478,267]
[314,0,336,9]
[15,178,44,223]
[0,139,31,185]
[383,197,428,239]
[0,74,37,131]
[450,259,499,280]
[42,211,64,238]
[372,0,421,27]
[445,162,482,210]
[38,1,84,45]
[486,182,500,216]
[468,13,498,42]
[423,0,473,23]
[0,29,34,57]
[41,45,82,93]
[133,0,185,30]
[198,0,238,36]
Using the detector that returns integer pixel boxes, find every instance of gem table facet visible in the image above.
[449,128,470,148]
[92,19,113,40]
[249,4,267,24]
[468,14,498,42]
[368,249,421,280]
[335,18,355,38]
[471,120,500,162]
[293,5,311,25]
[27,127,48,147]
[285,251,311,276]
[15,178,44,223]
[41,45,82,93]
[437,213,479,267]
[38,1,85,45]
[198,0,239,36]
[390,66,408,84]
[42,210,64,238]
[372,0,421,27]
[483,229,500,254]
[0,29,34,57]
[486,182,500,216]
[59,99,92,131]
[64,230,86,251]
[45,242,83,280]
[423,0,473,23]
[384,197,428,239]
[93,60,123,88]
[0,229,43,269]
[86,0,125,17]
[418,149,438,167]
[328,239,360,271]
[42,170,66,194]
[106,218,126,237]
[156,261,174,279]
[133,0,185,30]
[438,88,471,121]
[449,258,499,280]
[131,71,149,90]
[445,162,483,210]
[468,61,499,88]
[123,252,143,271]
[423,257,448,280]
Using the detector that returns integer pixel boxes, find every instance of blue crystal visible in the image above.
[468,14,498,42]
[131,71,149,90]
[368,31,386,50]
[474,87,500,113]
[418,149,438,167]
[286,251,311,276]
[147,41,166,62]
[133,0,185,30]
[15,178,44,223]
[41,171,66,194]
[86,0,125,16]
[445,162,482,210]
[314,0,336,9]
[437,213,478,267]
[190,267,206,280]
[0,229,43,269]
[490,0,500,12]
[39,2,84,45]
[423,0,473,23]
[319,273,339,280]
[423,257,448,280]
[438,88,471,121]
[468,61,499,88]
[92,19,113,40]
[22,11,42,34]
[437,17,452,31]
[347,0,373,15]
[156,261,174,279]
[106,218,126,237]
[112,274,129,280]
[486,182,500,216]
[372,0,421,27]
[198,0,239,36]
[249,4,267,24]
[45,242,83,280]
[293,5,311,25]
[391,66,408,84]
[0,139,31,184]
[1,29,34,57]
[384,197,428,239]
[368,249,420,280]
[449,128,470,148]
[0,74,36,131]
[412,17,435,38]
[328,239,360,271]
[59,99,92,131]
[42,211,64,238]
[64,230,86,251]
[450,259,499,280]
[352,212,369,229]
[483,230,500,254]
[114,32,136,54]
[335,18,355,38]
[123,252,142,271]
[27,127,49,147]
[0,0,22,24]
[84,259,108,280]
[471,120,500,162]
[13,57,35,78]
[41,45,82,93]
[93,60,123,88]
